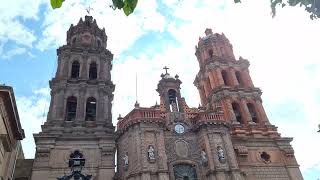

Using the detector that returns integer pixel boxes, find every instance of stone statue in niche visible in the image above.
[217,146,226,163]
[123,153,129,170]
[201,150,208,166]
[148,145,156,162]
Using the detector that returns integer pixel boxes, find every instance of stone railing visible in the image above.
[117,108,164,130]
[198,112,224,122]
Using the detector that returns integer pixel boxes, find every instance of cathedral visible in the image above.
[27,16,303,180]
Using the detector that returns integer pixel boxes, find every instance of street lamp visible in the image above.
[57,150,92,180]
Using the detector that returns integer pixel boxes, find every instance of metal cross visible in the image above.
[86,6,94,15]
[163,66,169,74]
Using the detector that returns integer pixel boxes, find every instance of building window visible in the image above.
[86,97,96,121]
[247,103,258,123]
[66,96,77,121]
[221,70,230,86]
[232,103,242,123]
[208,49,213,58]
[97,40,101,48]
[71,61,80,78]
[260,152,271,163]
[235,71,243,86]
[89,62,97,80]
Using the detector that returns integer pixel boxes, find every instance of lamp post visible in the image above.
[57,150,92,180]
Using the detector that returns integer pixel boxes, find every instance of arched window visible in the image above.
[71,61,80,78]
[208,49,213,58]
[97,40,101,48]
[221,70,230,86]
[86,97,96,121]
[235,71,243,86]
[168,89,179,112]
[247,103,258,123]
[89,62,97,80]
[232,103,242,123]
[66,96,77,121]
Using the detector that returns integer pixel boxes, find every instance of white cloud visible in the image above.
[36,0,166,55]
[0,0,46,50]
[17,87,50,158]
[1,47,26,59]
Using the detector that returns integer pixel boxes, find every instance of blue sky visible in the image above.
[1,0,320,179]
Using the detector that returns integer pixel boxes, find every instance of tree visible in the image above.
[51,0,320,19]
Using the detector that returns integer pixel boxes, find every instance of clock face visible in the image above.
[175,124,185,134]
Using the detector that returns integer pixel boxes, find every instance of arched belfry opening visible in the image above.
[168,89,179,112]
[86,97,96,121]
[66,96,77,121]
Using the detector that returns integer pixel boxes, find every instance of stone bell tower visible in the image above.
[194,28,303,179]
[31,16,116,180]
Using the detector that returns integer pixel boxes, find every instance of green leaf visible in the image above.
[112,0,124,9]
[51,0,64,9]
[128,0,138,10]
[234,0,241,3]
[123,0,138,16]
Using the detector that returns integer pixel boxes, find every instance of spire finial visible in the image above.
[85,6,94,15]
[163,66,169,74]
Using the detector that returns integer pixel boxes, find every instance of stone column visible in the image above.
[208,71,216,89]
[47,91,55,120]
[201,132,215,179]
[81,57,87,79]
[229,68,239,87]
[199,87,207,106]
[215,69,225,86]
[56,92,65,120]
[210,70,219,88]
[243,70,253,88]
[56,57,63,78]
[255,100,270,125]
[77,89,85,120]
[240,99,252,124]
[157,130,169,178]
[99,61,106,80]
[62,59,69,78]
[225,99,237,123]
[203,80,211,97]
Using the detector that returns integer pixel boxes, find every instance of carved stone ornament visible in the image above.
[200,150,208,166]
[123,153,129,171]
[147,145,156,163]
[175,140,189,158]
[217,146,226,163]
[234,145,248,157]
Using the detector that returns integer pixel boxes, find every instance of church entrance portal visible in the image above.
[173,164,198,180]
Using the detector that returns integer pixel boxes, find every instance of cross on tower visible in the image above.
[163,66,169,74]
[86,6,94,14]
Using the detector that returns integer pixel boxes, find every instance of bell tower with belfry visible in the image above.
[194,28,303,179]
[194,28,270,128]
[31,16,116,180]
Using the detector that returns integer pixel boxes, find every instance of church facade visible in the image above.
[29,16,303,180]
[115,30,303,179]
